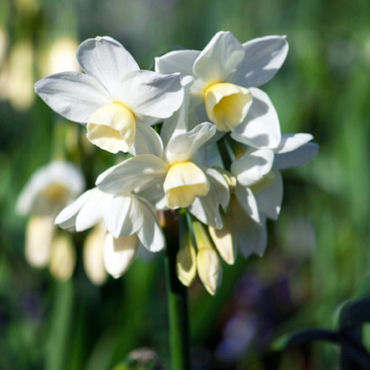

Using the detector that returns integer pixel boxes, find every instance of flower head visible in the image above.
[96,122,230,229]
[156,31,289,149]
[55,187,165,278]
[35,37,184,154]
[16,161,84,277]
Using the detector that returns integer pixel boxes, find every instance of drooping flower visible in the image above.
[35,36,184,154]
[209,134,318,260]
[155,31,288,149]
[55,187,165,279]
[96,122,230,229]
[16,161,84,278]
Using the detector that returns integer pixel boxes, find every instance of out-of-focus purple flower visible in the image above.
[234,273,265,309]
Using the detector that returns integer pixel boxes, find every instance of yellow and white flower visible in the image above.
[55,187,165,279]
[155,31,288,149]
[96,122,230,229]
[35,36,184,154]
[16,161,84,279]
[221,133,319,259]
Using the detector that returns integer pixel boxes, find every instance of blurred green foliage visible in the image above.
[1,0,370,369]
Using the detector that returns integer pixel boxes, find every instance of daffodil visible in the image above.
[35,36,184,154]
[16,161,84,273]
[55,187,165,278]
[155,31,288,149]
[96,122,230,229]
[226,133,319,258]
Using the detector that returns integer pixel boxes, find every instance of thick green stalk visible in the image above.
[164,209,191,370]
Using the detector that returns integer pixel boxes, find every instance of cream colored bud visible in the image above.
[176,243,197,287]
[83,224,107,286]
[49,233,76,281]
[192,220,213,250]
[196,247,223,295]
[209,219,236,265]
[8,41,35,111]
[25,215,54,268]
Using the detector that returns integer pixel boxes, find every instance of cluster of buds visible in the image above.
[20,31,317,293]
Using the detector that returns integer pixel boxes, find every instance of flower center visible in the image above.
[86,103,136,153]
[163,161,210,209]
[204,82,253,132]
[41,182,70,201]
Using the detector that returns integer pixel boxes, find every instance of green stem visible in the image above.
[164,209,191,370]
[217,135,235,171]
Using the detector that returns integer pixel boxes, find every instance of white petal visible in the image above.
[119,70,183,119]
[103,193,134,238]
[160,76,194,147]
[35,71,111,123]
[196,247,223,295]
[49,233,76,281]
[55,189,93,230]
[135,196,166,252]
[231,148,274,186]
[193,31,245,83]
[230,36,288,87]
[188,168,230,228]
[231,87,281,149]
[96,155,168,194]
[25,216,55,268]
[234,183,260,223]
[104,232,139,278]
[228,198,267,257]
[164,122,216,163]
[209,220,236,265]
[83,223,108,285]
[75,188,108,231]
[238,218,267,258]
[254,169,283,220]
[275,133,314,154]
[274,142,319,169]
[76,36,139,99]
[129,122,163,157]
[155,49,200,76]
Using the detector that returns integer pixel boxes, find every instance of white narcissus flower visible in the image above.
[35,36,184,155]
[55,187,165,279]
[224,133,319,258]
[155,31,288,149]
[16,161,85,269]
[96,122,230,229]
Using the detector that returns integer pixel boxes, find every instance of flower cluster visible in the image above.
[34,32,318,294]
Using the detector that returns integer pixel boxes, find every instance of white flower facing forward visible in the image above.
[96,122,230,229]
[55,188,165,278]
[155,31,288,149]
[35,36,184,154]
[16,161,85,270]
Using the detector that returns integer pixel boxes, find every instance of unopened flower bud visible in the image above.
[49,233,76,281]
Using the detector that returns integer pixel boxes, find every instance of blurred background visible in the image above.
[1,0,370,369]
